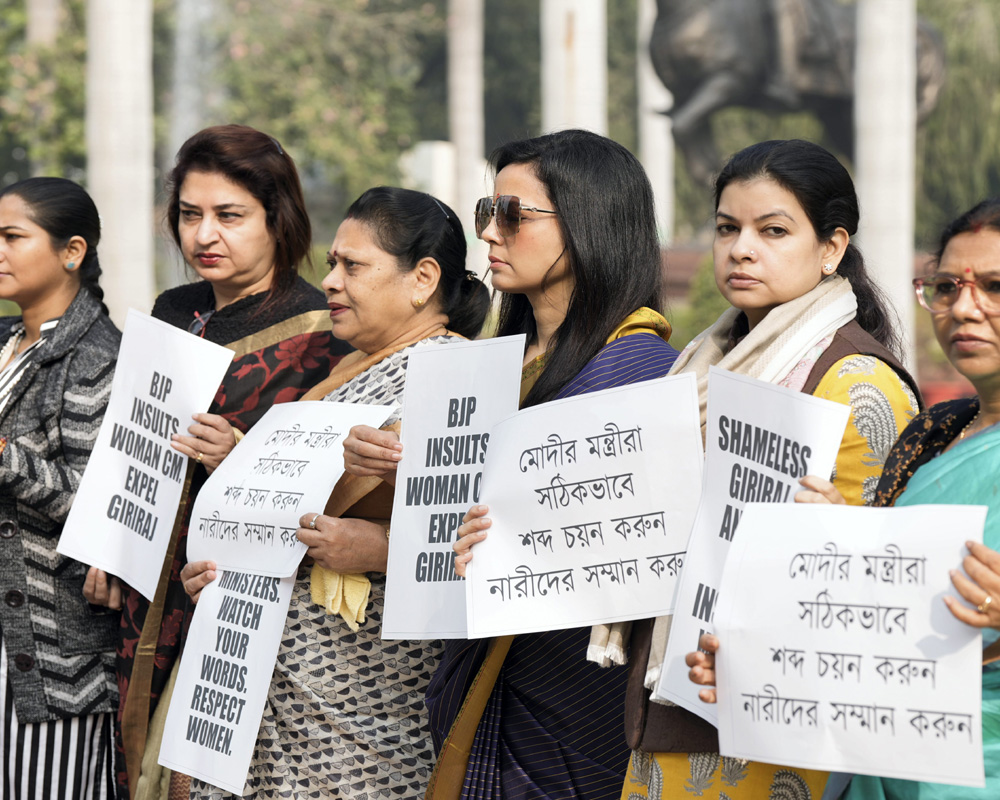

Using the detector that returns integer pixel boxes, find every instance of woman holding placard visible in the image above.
[618,140,922,800]
[181,186,491,799]
[770,198,1000,798]
[407,129,681,799]
[107,125,351,799]
[0,177,120,798]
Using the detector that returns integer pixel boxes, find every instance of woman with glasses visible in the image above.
[181,186,491,799]
[378,128,683,800]
[759,197,1000,799]
[0,178,119,799]
[102,124,351,799]
[614,139,920,800]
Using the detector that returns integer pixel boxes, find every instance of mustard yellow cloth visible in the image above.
[311,569,371,631]
[621,354,919,800]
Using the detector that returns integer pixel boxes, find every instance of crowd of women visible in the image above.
[1,120,998,800]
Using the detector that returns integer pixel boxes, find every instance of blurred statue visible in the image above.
[650,0,946,185]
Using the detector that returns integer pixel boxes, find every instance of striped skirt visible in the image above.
[0,640,114,800]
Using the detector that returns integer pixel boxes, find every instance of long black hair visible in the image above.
[0,177,107,315]
[714,139,901,357]
[345,187,490,338]
[492,129,663,406]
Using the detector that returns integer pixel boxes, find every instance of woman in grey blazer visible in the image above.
[0,177,120,799]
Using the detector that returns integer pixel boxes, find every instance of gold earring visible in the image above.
[412,297,424,308]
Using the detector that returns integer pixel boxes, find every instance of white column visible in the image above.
[448,0,488,267]
[541,0,607,135]
[637,0,673,244]
[854,0,917,370]
[86,0,155,325]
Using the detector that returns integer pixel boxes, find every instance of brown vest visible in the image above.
[624,321,919,752]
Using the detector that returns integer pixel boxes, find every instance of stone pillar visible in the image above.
[86,0,155,325]
[854,0,917,370]
[541,0,607,134]
[637,0,673,244]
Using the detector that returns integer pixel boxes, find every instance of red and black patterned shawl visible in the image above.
[114,276,351,796]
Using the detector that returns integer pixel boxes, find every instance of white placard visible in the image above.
[466,374,703,638]
[715,503,986,788]
[654,367,851,722]
[382,336,524,640]
[58,309,234,600]
[158,570,296,795]
[186,401,395,577]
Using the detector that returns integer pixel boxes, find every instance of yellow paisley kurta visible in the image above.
[621,355,919,800]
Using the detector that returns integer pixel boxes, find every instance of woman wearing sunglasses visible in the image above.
[621,139,920,800]
[403,128,680,799]
[99,125,351,799]
[732,198,1000,800]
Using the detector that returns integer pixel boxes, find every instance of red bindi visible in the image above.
[966,267,973,274]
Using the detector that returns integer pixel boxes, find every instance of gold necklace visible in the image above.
[959,410,982,440]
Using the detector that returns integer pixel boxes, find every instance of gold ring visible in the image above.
[196,452,203,463]
[308,513,320,530]
[979,595,993,614]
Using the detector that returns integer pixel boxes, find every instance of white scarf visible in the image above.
[586,276,858,672]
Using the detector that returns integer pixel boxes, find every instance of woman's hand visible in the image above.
[795,475,847,505]
[945,540,1000,630]
[181,560,218,604]
[83,567,122,610]
[686,633,720,704]
[171,413,237,474]
[296,512,389,573]
[343,425,402,485]
[454,505,490,578]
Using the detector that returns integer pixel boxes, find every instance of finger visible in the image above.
[685,650,709,669]
[182,424,231,446]
[943,594,991,628]
[298,512,324,530]
[950,568,988,607]
[457,517,492,539]
[796,476,846,504]
[349,425,401,448]
[688,663,717,687]
[108,577,123,611]
[83,567,106,604]
[462,505,489,525]
[192,413,232,432]
[169,438,200,459]
[697,688,718,704]
[962,553,1000,599]
[344,438,403,463]
[698,633,719,653]
[967,540,1000,572]
[454,529,488,555]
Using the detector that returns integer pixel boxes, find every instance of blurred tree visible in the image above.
[914,0,1000,247]
[0,0,86,181]
[214,0,442,210]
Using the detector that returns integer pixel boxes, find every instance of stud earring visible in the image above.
[823,263,835,274]
[412,297,424,308]
[66,261,77,271]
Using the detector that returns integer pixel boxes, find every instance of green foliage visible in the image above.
[608,0,638,153]
[214,0,442,210]
[483,0,541,154]
[668,251,731,348]
[915,0,1000,246]
[0,0,87,184]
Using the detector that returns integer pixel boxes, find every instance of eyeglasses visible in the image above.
[474,195,557,239]
[188,309,216,337]
[913,274,1000,316]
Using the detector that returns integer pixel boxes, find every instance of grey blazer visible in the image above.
[0,288,121,723]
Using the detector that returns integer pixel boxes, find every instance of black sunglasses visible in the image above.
[474,195,557,239]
